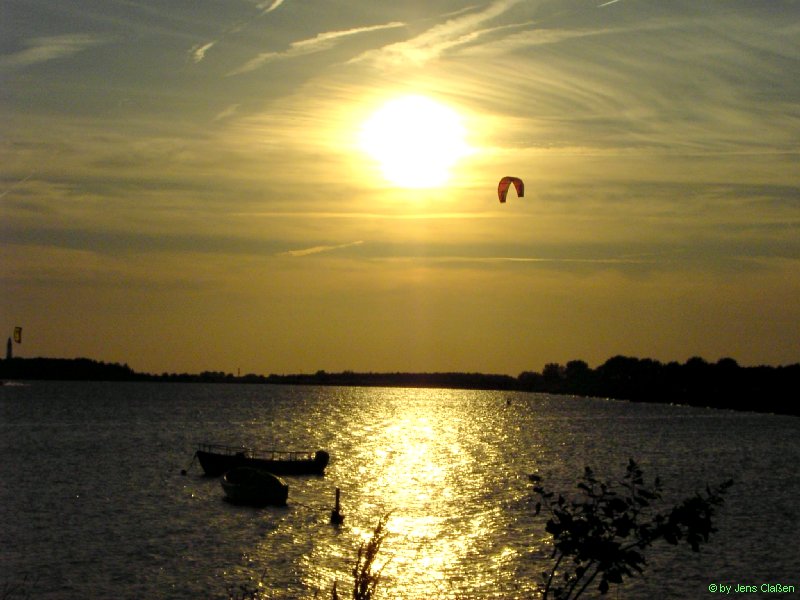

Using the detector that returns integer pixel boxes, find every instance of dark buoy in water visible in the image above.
[181,452,197,476]
[330,487,344,525]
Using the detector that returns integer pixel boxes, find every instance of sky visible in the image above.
[1,0,799,376]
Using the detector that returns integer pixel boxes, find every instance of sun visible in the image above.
[359,95,471,189]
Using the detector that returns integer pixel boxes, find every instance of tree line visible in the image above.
[2,355,798,415]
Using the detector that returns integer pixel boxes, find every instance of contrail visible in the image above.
[278,240,364,257]
[598,0,622,6]
[189,0,288,64]
[0,172,35,199]
[228,21,404,75]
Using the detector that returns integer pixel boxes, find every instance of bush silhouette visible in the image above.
[531,460,733,599]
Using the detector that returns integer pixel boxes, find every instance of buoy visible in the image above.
[330,487,344,525]
[180,452,197,476]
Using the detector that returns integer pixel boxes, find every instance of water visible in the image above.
[1,381,798,599]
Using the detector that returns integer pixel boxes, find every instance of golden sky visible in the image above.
[2,0,799,374]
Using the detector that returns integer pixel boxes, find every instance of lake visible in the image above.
[1,381,798,598]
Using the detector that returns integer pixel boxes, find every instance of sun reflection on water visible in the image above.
[238,386,540,598]
[338,387,527,597]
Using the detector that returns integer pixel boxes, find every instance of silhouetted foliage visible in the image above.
[531,460,733,599]
[0,357,138,381]
[518,355,799,415]
[332,513,391,600]
[3,355,798,415]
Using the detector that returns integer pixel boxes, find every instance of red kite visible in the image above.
[497,176,524,203]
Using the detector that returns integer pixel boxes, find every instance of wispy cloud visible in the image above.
[257,0,286,14]
[440,256,656,265]
[352,0,525,66]
[189,0,288,65]
[228,21,405,75]
[455,23,624,57]
[189,41,216,63]
[213,103,241,121]
[278,240,364,257]
[233,211,503,220]
[0,34,105,70]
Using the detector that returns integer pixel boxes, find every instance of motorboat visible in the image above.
[221,467,289,506]
[194,443,329,477]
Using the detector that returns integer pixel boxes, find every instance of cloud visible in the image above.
[257,0,286,14]
[437,256,656,265]
[189,41,216,63]
[351,0,525,66]
[0,34,105,70]
[455,24,623,57]
[278,240,364,257]
[235,211,502,220]
[213,104,241,121]
[407,10,800,158]
[228,21,405,75]
[189,0,289,66]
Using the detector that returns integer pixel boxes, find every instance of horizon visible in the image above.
[4,351,798,378]
[2,1,799,375]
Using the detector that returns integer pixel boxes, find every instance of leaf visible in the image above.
[607,570,623,584]
[609,498,628,513]
[639,488,658,500]
[627,550,646,569]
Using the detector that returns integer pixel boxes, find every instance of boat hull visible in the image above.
[196,445,329,477]
[221,467,289,506]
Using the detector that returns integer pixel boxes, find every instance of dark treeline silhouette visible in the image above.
[519,356,799,415]
[2,355,798,415]
[0,357,138,382]
[269,370,520,391]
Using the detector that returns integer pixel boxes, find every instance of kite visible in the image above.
[497,176,524,203]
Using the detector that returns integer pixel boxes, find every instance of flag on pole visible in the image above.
[13,327,21,344]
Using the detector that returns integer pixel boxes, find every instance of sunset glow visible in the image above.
[1,1,798,374]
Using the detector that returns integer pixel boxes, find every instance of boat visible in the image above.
[194,443,329,477]
[221,467,289,506]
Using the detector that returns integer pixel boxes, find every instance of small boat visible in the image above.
[194,443,329,477]
[221,467,289,506]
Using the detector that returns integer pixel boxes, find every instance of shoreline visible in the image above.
[2,355,798,416]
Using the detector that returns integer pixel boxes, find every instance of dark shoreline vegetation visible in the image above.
[1,355,798,416]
